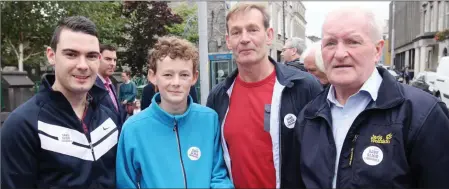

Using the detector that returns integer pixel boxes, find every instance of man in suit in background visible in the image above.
[95,44,126,124]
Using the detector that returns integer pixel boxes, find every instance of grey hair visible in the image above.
[323,6,383,42]
[285,37,306,55]
[300,41,325,72]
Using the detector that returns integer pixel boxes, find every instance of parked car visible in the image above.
[411,75,432,94]
[386,69,404,82]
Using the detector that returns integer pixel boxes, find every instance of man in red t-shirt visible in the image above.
[206,2,323,189]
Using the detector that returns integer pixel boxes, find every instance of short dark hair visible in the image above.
[100,44,117,53]
[50,16,98,50]
[123,70,131,77]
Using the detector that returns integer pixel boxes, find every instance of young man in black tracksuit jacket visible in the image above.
[1,16,120,188]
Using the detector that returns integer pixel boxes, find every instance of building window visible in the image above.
[430,4,434,31]
[424,10,427,32]
[446,1,449,28]
[278,9,282,35]
[290,19,295,38]
[269,2,273,28]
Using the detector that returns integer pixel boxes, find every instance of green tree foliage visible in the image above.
[166,3,198,44]
[121,1,182,75]
[57,2,126,47]
[1,1,126,70]
[1,1,63,69]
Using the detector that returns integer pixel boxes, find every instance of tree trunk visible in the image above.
[18,43,23,71]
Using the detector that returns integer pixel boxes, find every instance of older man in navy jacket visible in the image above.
[294,6,449,188]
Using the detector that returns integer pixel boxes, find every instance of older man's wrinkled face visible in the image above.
[321,11,384,88]
[304,50,328,85]
[226,8,273,66]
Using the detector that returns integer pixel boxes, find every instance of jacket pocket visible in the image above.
[264,104,271,133]
[351,124,403,188]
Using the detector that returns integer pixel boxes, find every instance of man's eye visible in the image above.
[66,53,76,57]
[87,55,98,60]
[325,41,336,46]
[348,40,360,45]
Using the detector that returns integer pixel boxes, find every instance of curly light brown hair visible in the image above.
[147,36,199,73]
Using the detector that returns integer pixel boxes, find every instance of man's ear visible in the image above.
[148,69,157,86]
[292,48,298,56]
[46,47,56,65]
[374,40,385,61]
[225,33,232,50]
[266,27,274,46]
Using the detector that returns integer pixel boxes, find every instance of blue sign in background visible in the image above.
[208,53,232,61]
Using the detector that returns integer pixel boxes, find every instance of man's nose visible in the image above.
[239,31,250,44]
[172,75,180,86]
[334,42,349,60]
[77,56,89,71]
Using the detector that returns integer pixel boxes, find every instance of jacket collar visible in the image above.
[39,73,107,109]
[148,93,193,128]
[304,67,405,120]
[223,56,308,91]
[285,58,302,64]
[326,68,383,107]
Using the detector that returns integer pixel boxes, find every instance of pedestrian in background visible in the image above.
[119,70,137,117]
[96,44,127,124]
[301,41,330,88]
[281,37,307,71]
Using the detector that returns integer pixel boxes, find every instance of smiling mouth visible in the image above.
[73,75,89,79]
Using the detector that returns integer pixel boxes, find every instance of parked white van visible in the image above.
[432,56,449,107]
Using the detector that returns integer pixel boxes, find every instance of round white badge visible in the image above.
[362,146,384,166]
[283,113,297,129]
[60,131,72,143]
[187,147,201,161]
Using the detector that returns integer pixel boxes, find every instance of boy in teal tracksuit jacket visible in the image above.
[116,36,233,188]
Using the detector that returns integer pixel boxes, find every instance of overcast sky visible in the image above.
[303,1,391,37]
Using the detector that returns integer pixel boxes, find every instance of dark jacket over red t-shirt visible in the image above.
[207,57,323,188]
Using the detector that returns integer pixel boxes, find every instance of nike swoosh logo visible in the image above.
[103,127,109,130]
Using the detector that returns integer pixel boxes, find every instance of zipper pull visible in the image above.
[173,119,178,131]
[349,134,358,166]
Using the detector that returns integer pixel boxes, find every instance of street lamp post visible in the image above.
[390,1,396,70]
[197,1,209,105]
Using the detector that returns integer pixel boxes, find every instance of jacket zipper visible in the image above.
[136,169,142,189]
[349,134,359,166]
[80,104,96,161]
[277,87,286,188]
[336,108,374,188]
[173,119,187,189]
